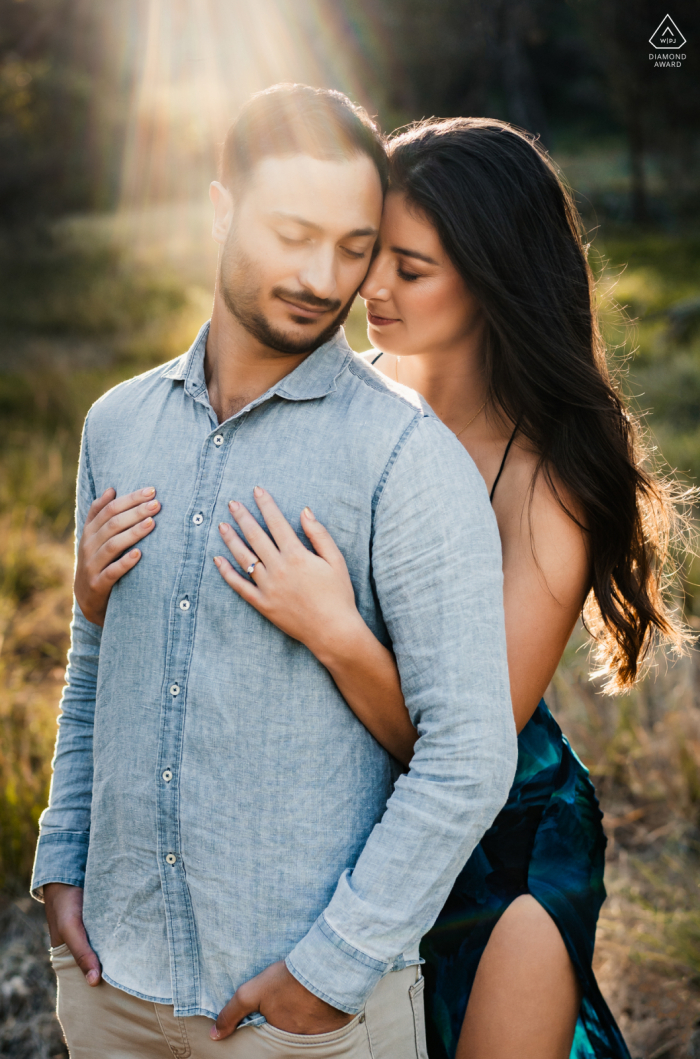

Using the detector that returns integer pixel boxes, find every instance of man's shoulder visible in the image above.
[341,347,433,421]
[86,356,180,428]
[336,349,485,494]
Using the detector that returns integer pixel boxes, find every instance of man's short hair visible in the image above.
[220,83,388,195]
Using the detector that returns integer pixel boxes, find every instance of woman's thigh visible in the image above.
[455,895,582,1059]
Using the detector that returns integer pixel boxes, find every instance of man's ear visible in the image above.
[210,181,234,246]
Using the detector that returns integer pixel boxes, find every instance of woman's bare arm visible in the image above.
[311,619,417,765]
[315,463,590,755]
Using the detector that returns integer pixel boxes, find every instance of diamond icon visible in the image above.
[649,14,686,50]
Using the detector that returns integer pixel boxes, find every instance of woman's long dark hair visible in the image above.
[388,118,689,691]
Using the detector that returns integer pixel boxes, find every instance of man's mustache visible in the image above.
[272,286,342,313]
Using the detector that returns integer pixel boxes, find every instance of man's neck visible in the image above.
[204,289,313,424]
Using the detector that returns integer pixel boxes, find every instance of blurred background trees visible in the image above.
[1,0,699,226]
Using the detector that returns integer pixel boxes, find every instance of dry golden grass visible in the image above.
[550,641,700,1057]
[0,515,73,892]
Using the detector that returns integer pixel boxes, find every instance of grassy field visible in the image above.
[1,202,699,1058]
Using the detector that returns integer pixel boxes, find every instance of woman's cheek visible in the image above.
[410,282,459,349]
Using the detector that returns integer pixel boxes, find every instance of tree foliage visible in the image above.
[0,0,698,227]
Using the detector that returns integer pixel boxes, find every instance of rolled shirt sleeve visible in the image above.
[31,417,101,899]
[287,415,518,1011]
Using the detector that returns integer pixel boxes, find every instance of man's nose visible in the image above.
[299,246,338,301]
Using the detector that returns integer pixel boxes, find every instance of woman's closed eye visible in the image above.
[398,267,421,281]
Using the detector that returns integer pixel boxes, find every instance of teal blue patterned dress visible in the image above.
[421,701,631,1059]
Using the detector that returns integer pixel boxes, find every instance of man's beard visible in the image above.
[219,235,356,356]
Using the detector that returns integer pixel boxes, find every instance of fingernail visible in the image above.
[213,556,222,567]
[130,550,140,559]
[219,522,229,533]
[86,970,99,985]
[253,486,264,497]
[147,500,159,511]
[210,1027,220,1040]
[229,500,240,512]
[142,487,155,497]
[143,517,153,528]
[303,506,316,521]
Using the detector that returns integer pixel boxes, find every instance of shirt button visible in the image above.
[162,769,173,782]
[165,853,177,865]
[179,599,190,611]
[214,434,224,447]
[169,683,180,697]
[193,513,204,526]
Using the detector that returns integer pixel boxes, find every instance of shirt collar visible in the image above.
[161,320,353,404]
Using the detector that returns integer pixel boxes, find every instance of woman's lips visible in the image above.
[367,311,399,326]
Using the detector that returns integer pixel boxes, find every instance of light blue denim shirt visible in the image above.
[32,322,516,1020]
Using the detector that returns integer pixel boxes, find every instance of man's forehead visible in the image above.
[246,153,383,224]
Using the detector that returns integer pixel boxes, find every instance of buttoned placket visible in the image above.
[113,332,351,1013]
[154,376,237,1013]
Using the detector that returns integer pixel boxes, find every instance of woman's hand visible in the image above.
[215,486,418,764]
[214,487,364,663]
[75,487,160,626]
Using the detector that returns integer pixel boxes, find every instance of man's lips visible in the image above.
[278,296,331,319]
[367,310,399,326]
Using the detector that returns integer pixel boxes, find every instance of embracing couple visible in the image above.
[33,84,680,1059]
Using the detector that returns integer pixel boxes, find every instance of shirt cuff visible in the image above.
[30,831,90,901]
[285,914,388,1014]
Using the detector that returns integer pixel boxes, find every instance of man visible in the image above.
[32,84,516,1058]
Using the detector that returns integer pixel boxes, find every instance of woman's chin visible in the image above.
[366,325,400,356]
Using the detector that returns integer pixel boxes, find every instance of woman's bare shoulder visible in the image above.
[494,440,590,604]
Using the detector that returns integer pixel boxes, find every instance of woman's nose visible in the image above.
[360,257,391,300]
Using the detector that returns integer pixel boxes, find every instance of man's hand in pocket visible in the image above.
[211,960,353,1040]
[44,883,102,986]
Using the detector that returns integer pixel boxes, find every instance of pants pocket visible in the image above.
[259,1012,365,1052]
[49,943,77,972]
[409,976,429,1059]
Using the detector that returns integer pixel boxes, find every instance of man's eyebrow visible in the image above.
[271,211,322,231]
[271,212,378,238]
[390,245,439,265]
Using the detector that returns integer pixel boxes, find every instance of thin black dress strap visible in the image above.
[489,423,519,504]
[373,348,516,503]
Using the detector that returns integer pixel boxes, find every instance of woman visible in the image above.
[75,119,686,1059]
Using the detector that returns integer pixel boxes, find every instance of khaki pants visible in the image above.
[51,945,428,1059]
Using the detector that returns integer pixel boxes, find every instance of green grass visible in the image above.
[593,235,700,484]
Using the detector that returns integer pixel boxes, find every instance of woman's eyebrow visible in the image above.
[390,245,439,265]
